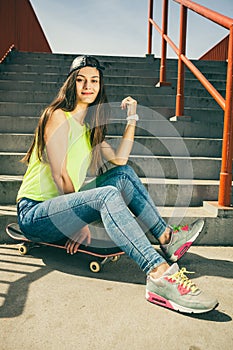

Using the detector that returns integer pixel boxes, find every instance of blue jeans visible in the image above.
[17,165,167,274]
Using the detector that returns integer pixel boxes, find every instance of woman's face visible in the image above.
[76,66,100,106]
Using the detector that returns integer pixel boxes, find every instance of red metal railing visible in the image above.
[0,44,15,64]
[148,0,233,207]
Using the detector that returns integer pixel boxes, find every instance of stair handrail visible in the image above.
[0,44,15,64]
[148,0,233,207]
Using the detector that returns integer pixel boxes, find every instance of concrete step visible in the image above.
[0,116,223,138]
[0,204,18,243]
[0,72,158,86]
[0,80,176,96]
[0,102,174,119]
[2,60,160,74]
[0,68,227,86]
[0,73,227,95]
[141,178,220,207]
[0,67,161,78]
[0,202,233,246]
[6,51,150,63]
[0,153,27,175]
[1,63,227,80]
[0,90,177,105]
[0,175,220,206]
[0,102,47,116]
[0,175,22,205]
[0,91,223,111]
[168,77,227,90]
[0,152,222,179]
[0,101,223,123]
[4,52,227,69]
[0,74,226,102]
[0,133,222,157]
[0,116,39,133]
[1,203,233,245]
[185,87,225,98]
[183,107,224,123]
[5,51,227,71]
[128,155,222,180]
[144,106,224,122]
[0,77,227,105]
[0,79,226,99]
[109,136,222,157]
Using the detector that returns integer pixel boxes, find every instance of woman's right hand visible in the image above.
[121,96,137,116]
[65,225,91,255]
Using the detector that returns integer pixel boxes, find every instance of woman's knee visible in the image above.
[99,185,121,202]
[115,164,138,179]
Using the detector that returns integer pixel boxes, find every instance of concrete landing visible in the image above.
[0,244,232,350]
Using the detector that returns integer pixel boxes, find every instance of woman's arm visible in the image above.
[101,96,138,165]
[44,109,75,194]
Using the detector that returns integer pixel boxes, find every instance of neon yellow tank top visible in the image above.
[17,112,92,202]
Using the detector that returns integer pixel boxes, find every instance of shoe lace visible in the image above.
[169,267,199,293]
[171,224,189,233]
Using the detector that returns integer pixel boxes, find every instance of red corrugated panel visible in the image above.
[0,0,52,59]
[199,35,229,61]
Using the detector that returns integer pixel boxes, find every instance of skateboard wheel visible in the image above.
[19,244,28,255]
[111,255,121,262]
[89,261,101,273]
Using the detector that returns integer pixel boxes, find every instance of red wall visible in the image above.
[0,0,51,59]
[199,35,229,61]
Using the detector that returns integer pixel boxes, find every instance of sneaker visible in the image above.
[161,219,204,262]
[146,264,218,314]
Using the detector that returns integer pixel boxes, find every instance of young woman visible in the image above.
[17,55,218,314]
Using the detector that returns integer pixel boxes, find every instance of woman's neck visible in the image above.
[71,104,88,125]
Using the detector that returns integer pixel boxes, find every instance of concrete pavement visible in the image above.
[0,244,232,350]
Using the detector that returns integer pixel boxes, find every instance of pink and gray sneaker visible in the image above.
[161,219,205,262]
[146,263,218,314]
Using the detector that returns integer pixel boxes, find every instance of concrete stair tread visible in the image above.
[130,154,222,160]
[0,71,227,82]
[0,204,216,219]
[158,206,217,218]
[0,91,225,101]
[0,151,222,160]
[0,175,23,181]
[0,117,224,138]
[8,52,149,61]
[140,178,222,185]
[0,132,222,140]
[1,201,232,223]
[0,132,222,141]
[0,175,222,184]
[0,205,17,216]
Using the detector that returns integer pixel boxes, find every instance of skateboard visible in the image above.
[6,223,124,273]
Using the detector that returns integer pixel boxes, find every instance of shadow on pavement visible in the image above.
[0,245,232,322]
[179,251,233,280]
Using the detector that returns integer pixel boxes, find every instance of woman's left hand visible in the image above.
[65,225,91,254]
[121,96,137,116]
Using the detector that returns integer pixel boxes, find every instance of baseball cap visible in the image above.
[68,55,105,76]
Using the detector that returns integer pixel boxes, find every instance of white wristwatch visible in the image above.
[126,114,139,121]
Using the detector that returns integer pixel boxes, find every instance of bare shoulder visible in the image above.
[45,109,69,141]
[101,140,110,148]
[49,109,67,126]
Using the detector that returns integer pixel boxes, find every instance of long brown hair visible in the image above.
[22,68,110,174]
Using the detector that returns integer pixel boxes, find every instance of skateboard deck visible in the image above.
[6,223,124,273]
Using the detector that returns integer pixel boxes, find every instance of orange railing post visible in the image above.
[158,0,169,85]
[218,26,233,207]
[147,0,233,206]
[175,4,187,117]
[148,0,154,54]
